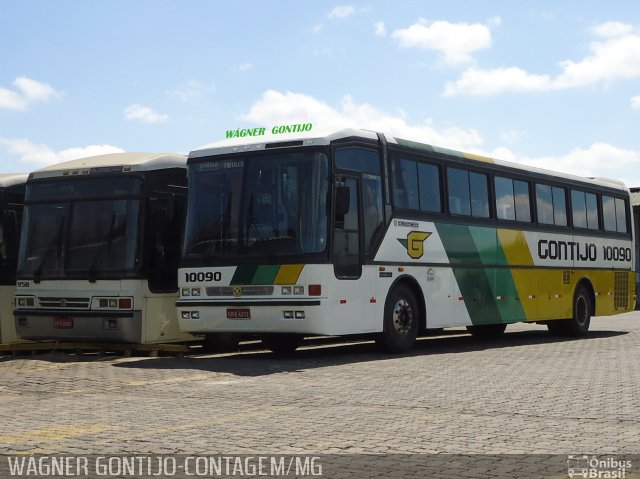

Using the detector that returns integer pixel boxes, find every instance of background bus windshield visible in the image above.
[17,177,141,279]
[183,151,328,262]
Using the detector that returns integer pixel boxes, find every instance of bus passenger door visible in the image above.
[332,176,367,333]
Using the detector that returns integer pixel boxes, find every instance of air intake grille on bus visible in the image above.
[614,272,629,309]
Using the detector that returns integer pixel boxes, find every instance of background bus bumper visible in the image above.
[13,309,143,343]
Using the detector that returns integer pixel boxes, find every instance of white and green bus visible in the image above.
[177,129,635,353]
[14,153,196,344]
[0,174,28,344]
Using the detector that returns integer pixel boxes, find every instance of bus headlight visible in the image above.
[15,296,36,308]
[92,297,134,310]
[181,288,191,297]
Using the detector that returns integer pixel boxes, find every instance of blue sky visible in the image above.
[1,1,640,184]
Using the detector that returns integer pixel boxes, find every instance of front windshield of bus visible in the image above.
[183,151,329,263]
[17,177,142,280]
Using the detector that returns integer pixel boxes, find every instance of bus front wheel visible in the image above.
[547,285,592,337]
[261,334,304,355]
[376,284,419,353]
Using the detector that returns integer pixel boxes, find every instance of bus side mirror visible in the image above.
[335,186,350,217]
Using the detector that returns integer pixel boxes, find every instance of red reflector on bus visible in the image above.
[309,284,322,296]
[119,298,132,309]
[339,299,347,304]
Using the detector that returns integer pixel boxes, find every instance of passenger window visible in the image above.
[571,190,587,228]
[536,184,553,225]
[495,177,515,221]
[514,180,531,222]
[447,168,488,218]
[602,196,617,232]
[552,187,567,226]
[615,198,627,233]
[470,172,489,218]
[585,193,598,229]
[536,184,566,226]
[447,168,470,215]
[392,157,419,210]
[417,162,441,212]
[572,190,599,230]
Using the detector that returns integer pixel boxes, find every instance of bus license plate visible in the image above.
[53,317,73,329]
[227,308,250,320]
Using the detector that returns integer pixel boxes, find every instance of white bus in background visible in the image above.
[0,174,28,344]
[14,153,197,344]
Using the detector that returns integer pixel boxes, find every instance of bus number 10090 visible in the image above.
[184,271,222,283]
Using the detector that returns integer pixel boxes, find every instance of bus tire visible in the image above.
[466,323,507,337]
[376,284,419,353]
[262,333,304,355]
[202,333,240,353]
[546,285,592,337]
[565,285,592,337]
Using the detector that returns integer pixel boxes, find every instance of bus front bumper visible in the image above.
[176,300,327,335]
[13,309,143,343]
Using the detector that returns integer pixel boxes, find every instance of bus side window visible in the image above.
[536,184,554,225]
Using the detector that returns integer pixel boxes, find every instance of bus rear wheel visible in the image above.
[466,323,507,337]
[261,333,304,355]
[547,285,592,337]
[376,284,419,353]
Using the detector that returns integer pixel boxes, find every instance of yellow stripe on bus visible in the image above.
[463,152,495,164]
[273,264,304,285]
[497,229,536,320]
[497,229,534,266]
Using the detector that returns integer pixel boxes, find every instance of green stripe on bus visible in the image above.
[493,243,527,322]
[436,223,501,325]
[251,265,281,285]
[231,265,259,285]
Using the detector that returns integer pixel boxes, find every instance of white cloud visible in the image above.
[312,24,324,34]
[166,80,215,102]
[0,138,124,167]
[445,21,640,96]
[487,143,640,187]
[444,67,552,96]
[391,18,496,65]
[123,104,168,124]
[328,5,355,19]
[631,94,640,109]
[590,21,633,38]
[230,89,640,186]
[238,63,253,71]
[240,90,483,151]
[0,76,61,111]
[374,21,386,37]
